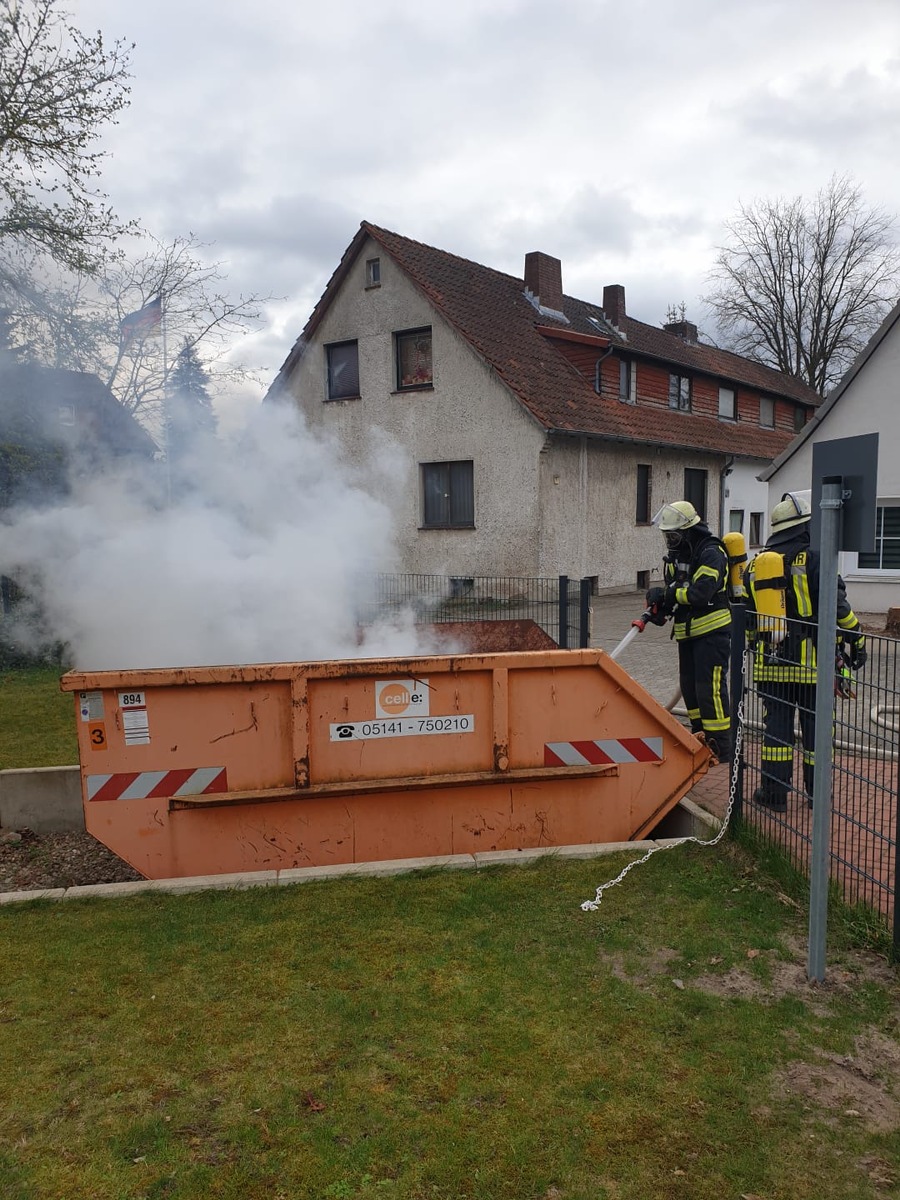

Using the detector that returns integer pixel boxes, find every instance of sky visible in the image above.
[67,0,900,428]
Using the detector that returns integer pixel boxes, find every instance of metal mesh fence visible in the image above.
[735,608,898,944]
[360,574,590,648]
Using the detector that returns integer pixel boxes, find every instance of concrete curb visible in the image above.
[0,836,727,905]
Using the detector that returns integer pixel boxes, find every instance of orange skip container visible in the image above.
[60,648,710,879]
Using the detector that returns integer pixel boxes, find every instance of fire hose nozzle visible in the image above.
[632,609,653,633]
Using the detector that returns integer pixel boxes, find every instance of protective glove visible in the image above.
[847,639,868,671]
[645,586,666,608]
[663,583,679,614]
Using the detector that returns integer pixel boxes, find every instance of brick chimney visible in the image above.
[664,319,699,344]
[524,252,563,313]
[602,284,626,328]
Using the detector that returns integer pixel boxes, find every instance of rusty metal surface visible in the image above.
[421,620,558,653]
[63,648,711,878]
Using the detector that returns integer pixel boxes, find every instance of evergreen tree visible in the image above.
[165,340,216,461]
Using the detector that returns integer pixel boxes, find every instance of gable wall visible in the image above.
[282,237,548,576]
[767,320,900,612]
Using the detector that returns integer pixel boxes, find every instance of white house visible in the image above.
[762,300,900,614]
[268,222,820,592]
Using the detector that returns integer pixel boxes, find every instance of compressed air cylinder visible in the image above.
[723,531,747,602]
[751,549,787,643]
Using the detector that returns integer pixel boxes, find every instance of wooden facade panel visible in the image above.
[595,351,807,435]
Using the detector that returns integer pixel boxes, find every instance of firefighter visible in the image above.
[744,492,867,811]
[646,500,732,762]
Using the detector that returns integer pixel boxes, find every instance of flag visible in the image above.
[119,295,162,349]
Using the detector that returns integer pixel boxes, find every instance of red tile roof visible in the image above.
[271,222,820,462]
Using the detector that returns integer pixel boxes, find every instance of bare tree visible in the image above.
[0,0,133,275]
[704,176,900,394]
[15,232,270,431]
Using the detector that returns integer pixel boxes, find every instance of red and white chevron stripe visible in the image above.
[87,767,227,803]
[544,737,663,768]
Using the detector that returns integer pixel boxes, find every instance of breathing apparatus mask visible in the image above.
[653,501,701,553]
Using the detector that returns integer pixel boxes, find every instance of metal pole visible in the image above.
[557,575,569,648]
[807,480,842,982]
[579,577,592,648]
[160,295,171,505]
[729,600,746,828]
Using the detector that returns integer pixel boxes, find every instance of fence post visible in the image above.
[579,578,592,648]
[808,479,842,984]
[729,599,746,829]
[557,576,569,648]
[893,788,900,963]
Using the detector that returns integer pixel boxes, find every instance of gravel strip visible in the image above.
[0,829,142,892]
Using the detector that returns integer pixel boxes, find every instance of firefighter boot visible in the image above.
[753,787,787,813]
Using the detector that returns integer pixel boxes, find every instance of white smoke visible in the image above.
[0,402,448,669]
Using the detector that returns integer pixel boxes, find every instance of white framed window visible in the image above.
[857,504,900,571]
[421,460,474,528]
[759,396,775,428]
[718,386,736,420]
[749,511,763,546]
[366,258,381,288]
[326,341,360,400]
[729,509,744,533]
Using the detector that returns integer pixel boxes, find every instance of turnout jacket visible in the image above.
[663,526,732,642]
[744,527,864,683]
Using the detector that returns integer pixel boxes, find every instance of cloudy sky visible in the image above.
[71,0,900,421]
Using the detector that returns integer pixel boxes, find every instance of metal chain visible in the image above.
[580,651,747,912]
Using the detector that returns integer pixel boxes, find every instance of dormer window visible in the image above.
[618,358,636,404]
[366,258,381,288]
[668,373,691,412]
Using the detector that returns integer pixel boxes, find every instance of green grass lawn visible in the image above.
[1,846,898,1200]
[0,664,77,769]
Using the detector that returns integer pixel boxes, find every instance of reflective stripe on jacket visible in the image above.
[745,541,863,683]
[663,533,731,642]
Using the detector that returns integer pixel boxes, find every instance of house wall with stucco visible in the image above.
[766,317,900,614]
[283,235,549,578]
[536,436,725,587]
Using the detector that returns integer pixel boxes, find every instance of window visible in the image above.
[728,509,744,533]
[326,341,360,400]
[718,386,736,420]
[749,512,763,546]
[618,358,635,403]
[58,404,75,426]
[683,467,707,519]
[759,396,775,427]
[365,258,381,288]
[857,505,900,570]
[668,373,691,411]
[636,464,651,524]
[396,327,433,389]
[422,460,474,528]
[793,406,806,432]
